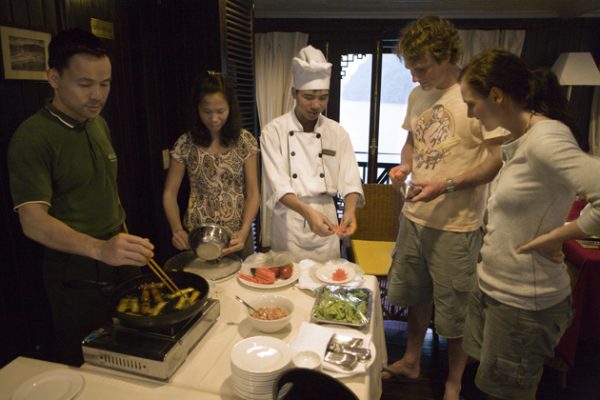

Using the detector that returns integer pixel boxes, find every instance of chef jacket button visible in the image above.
[289,131,294,136]
[320,173,325,178]
[316,133,321,139]
[318,153,322,158]
[291,151,296,156]
[292,173,298,179]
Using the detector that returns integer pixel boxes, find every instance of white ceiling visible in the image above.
[254,0,600,19]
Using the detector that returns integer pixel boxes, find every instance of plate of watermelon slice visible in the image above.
[237,263,300,289]
[315,264,356,284]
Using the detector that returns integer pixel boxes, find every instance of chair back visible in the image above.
[353,183,403,241]
[273,368,358,400]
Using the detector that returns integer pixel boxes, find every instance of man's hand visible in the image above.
[336,214,357,238]
[406,179,446,202]
[390,165,410,191]
[304,207,337,237]
[96,233,154,266]
[171,229,190,251]
[516,232,564,263]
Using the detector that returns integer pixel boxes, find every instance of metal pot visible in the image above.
[188,224,230,261]
[112,271,210,329]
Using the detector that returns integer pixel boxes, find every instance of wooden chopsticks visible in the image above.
[122,222,188,299]
[147,257,187,299]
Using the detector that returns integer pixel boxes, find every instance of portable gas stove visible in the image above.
[82,298,220,380]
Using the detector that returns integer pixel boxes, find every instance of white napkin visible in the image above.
[295,259,364,292]
[295,259,323,292]
[290,322,371,375]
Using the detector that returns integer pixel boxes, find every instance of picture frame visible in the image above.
[0,25,51,80]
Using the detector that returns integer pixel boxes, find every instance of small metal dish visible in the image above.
[188,224,230,261]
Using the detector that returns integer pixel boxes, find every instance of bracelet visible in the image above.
[444,178,455,193]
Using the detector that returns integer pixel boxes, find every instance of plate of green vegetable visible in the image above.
[310,285,372,328]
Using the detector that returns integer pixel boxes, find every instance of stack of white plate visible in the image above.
[230,336,292,400]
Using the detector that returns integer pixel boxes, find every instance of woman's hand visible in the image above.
[221,230,247,256]
[171,229,190,251]
[515,232,564,263]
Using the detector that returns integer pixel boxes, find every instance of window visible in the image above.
[338,46,417,182]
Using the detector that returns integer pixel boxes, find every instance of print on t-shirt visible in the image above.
[414,104,459,170]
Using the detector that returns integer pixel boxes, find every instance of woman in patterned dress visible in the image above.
[163,71,259,258]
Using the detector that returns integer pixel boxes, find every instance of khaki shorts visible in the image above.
[387,216,481,338]
[463,287,572,400]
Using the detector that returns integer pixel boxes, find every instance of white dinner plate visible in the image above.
[237,264,300,289]
[11,370,85,400]
[315,264,356,284]
[231,336,292,374]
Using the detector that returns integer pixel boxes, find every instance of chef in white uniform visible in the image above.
[260,45,365,262]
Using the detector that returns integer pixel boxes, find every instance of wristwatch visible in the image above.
[445,178,455,193]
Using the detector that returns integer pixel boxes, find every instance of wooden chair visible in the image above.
[348,183,405,320]
[349,183,403,273]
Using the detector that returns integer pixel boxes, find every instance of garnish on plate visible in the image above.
[331,267,348,282]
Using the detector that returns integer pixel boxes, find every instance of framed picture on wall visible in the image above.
[0,25,51,80]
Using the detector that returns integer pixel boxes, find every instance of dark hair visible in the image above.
[397,16,462,64]
[48,28,109,73]
[189,71,242,148]
[459,49,578,136]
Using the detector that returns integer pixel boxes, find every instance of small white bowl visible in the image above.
[293,350,321,370]
[246,295,294,333]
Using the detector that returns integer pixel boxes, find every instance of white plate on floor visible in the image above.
[11,370,85,400]
[315,264,356,284]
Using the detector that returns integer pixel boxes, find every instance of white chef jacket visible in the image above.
[260,111,364,262]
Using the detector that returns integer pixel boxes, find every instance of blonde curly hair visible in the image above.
[397,16,462,65]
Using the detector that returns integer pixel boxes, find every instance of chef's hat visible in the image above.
[292,45,332,90]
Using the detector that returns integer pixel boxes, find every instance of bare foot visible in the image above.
[381,359,420,380]
[443,381,461,400]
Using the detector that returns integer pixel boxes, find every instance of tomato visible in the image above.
[279,265,293,279]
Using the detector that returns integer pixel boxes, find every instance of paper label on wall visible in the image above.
[91,18,114,40]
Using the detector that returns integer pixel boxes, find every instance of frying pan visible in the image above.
[112,271,210,329]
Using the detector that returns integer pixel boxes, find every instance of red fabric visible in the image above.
[555,239,600,366]
[566,198,587,221]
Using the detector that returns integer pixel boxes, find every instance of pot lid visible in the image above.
[165,251,241,281]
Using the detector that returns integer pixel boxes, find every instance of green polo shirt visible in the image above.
[8,104,125,238]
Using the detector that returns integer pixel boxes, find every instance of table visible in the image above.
[350,240,394,276]
[555,239,600,367]
[1,273,386,400]
[0,357,222,400]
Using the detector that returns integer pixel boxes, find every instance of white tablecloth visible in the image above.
[0,273,387,400]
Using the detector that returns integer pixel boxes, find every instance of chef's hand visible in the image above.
[390,165,410,191]
[336,214,357,238]
[516,232,564,263]
[222,230,247,256]
[405,179,444,203]
[98,233,154,266]
[305,207,337,237]
[171,229,190,251]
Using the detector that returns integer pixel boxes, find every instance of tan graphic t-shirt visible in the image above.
[402,83,505,232]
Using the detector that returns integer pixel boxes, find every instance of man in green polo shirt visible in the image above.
[7,29,154,366]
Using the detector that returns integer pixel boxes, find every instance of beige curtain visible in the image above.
[255,32,308,247]
[458,29,526,66]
